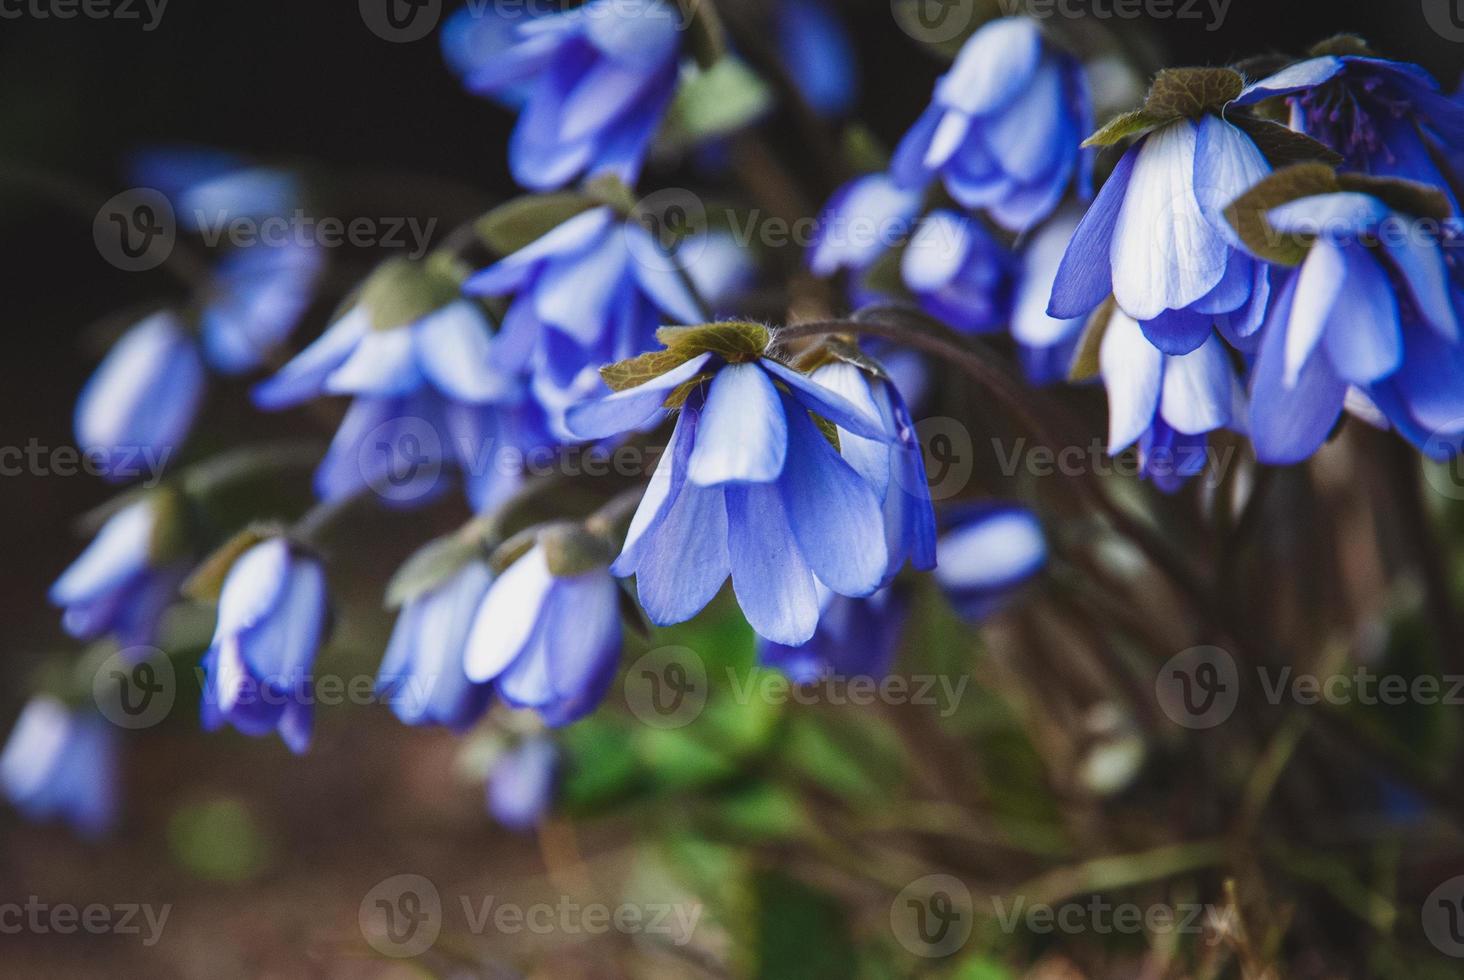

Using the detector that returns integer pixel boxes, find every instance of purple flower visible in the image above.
[378,562,495,731]
[934,505,1047,621]
[488,736,559,832]
[901,209,1014,333]
[49,495,188,649]
[464,542,622,726]
[1,697,119,839]
[1100,306,1241,492]
[201,240,323,375]
[1247,193,1463,463]
[565,339,895,645]
[453,0,683,191]
[806,359,936,584]
[1236,53,1464,210]
[759,587,908,683]
[200,538,329,754]
[128,146,301,232]
[807,173,923,305]
[891,17,1092,232]
[75,311,205,484]
[776,0,858,118]
[1048,116,1273,355]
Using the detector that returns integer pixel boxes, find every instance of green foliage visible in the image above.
[474,192,598,256]
[167,798,271,883]
[666,57,773,143]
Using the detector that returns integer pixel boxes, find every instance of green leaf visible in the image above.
[781,710,906,804]
[1309,33,1374,57]
[1144,67,1244,118]
[790,337,890,380]
[711,784,811,842]
[1223,163,1339,266]
[1230,116,1343,168]
[657,320,771,358]
[384,528,486,609]
[539,521,614,577]
[358,257,463,332]
[1082,108,1168,148]
[1337,173,1453,222]
[600,347,704,393]
[753,872,857,980]
[168,798,271,883]
[666,56,774,143]
[559,718,644,811]
[182,524,280,604]
[474,192,597,256]
[583,173,638,215]
[487,526,540,575]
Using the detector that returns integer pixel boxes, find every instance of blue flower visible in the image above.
[1236,54,1464,210]
[806,358,936,584]
[1246,193,1463,463]
[200,538,329,754]
[378,562,495,731]
[1048,116,1274,354]
[255,267,540,509]
[565,341,896,645]
[901,209,1014,333]
[488,736,559,832]
[441,3,543,109]
[759,587,908,682]
[200,240,323,375]
[891,17,1092,232]
[464,542,622,726]
[465,207,726,409]
[1100,306,1240,491]
[807,173,923,303]
[75,311,205,484]
[49,495,188,649]
[1011,205,1092,384]
[453,0,683,190]
[1,697,119,838]
[129,146,301,232]
[776,0,858,118]
[934,505,1047,621]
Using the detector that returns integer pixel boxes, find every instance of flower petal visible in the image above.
[688,362,789,485]
[726,483,820,644]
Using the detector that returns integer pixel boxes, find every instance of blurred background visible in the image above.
[1,0,1461,976]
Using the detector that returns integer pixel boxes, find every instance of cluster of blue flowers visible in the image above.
[14,4,1461,839]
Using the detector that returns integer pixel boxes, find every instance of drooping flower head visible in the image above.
[199,238,323,375]
[759,586,909,683]
[1235,39,1464,210]
[464,527,623,727]
[807,173,923,305]
[1048,68,1322,355]
[901,209,1015,334]
[49,491,191,650]
[1011,204,1094,384]
[75,311,205,484]
[199,535,329,754]
[1098,305,1243,492]
[450,0,684,191]
[934,504,1047,621]
[488,735,559,832]
[1228,168,1464,463]
[1,697,119,839]
[378,561,495,731]
[565,322,901,645]
[128,145,302,233]
[803,346,937,584]
[255,257,546,509]
[891,16,1093,232]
